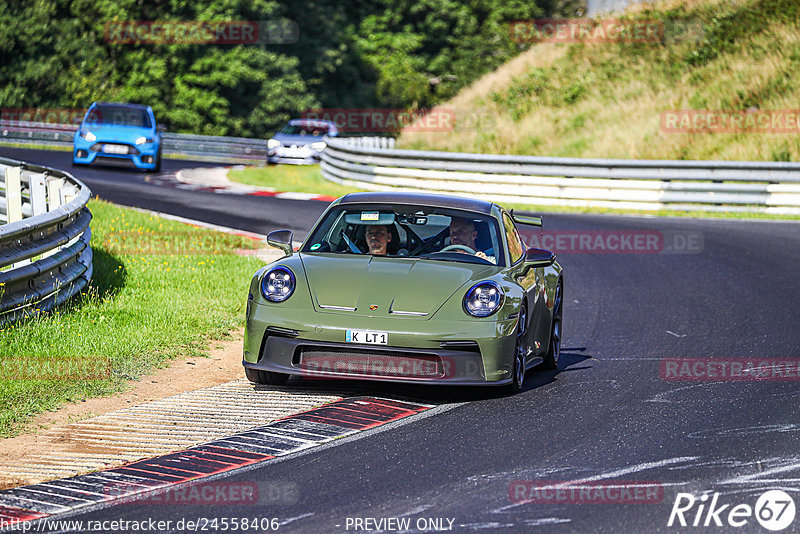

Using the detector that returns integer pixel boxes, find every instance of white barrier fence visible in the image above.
[320,137,800,214]
[0,158,92,323]
[6,120,800,213]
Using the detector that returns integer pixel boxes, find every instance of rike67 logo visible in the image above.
[668,490,796,531]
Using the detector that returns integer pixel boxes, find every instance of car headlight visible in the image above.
[261,266,296,302]
[82,131,96,142]
[267,139,281,149]
[135,137,153,145]
[463,281,504,317]
[310,141,327,151]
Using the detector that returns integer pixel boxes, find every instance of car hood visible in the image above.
[80,124,154,143]
[300,253,496,318]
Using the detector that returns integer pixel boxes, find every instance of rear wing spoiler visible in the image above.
[510,210,542,228]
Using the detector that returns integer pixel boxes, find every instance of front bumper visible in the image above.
[244,302,518,386]
[73,138,159,170]
[266,147,322,165]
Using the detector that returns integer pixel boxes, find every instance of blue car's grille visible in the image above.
[90,143,139,156]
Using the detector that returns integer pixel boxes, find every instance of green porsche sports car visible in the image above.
[243,192,563,392]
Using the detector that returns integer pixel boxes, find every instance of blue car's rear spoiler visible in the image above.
[510,210,543,228]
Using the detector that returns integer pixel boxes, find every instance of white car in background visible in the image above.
[267,119,339,164]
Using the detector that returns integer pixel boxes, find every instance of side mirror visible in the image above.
[267,229,293,256]
[524,247,555,267]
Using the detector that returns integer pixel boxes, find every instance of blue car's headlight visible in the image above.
[463,281,504,317]
[261,266,296,302]
[81,131,96,142]
[135,137,153,145]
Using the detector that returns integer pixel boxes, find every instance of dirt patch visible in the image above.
[0,329,246,483]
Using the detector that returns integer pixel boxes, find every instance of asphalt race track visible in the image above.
[3,147,800,533]
[0,147,328,239]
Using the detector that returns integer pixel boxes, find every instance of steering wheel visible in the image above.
[440,244,476,255]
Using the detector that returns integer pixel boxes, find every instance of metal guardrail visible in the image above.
[320,137,800,213]
[0,121,267,163]
[0,158,92,324]
[8,120,800,213]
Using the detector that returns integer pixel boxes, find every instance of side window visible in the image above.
[502,212,525,264]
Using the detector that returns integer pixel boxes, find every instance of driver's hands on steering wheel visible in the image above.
[438,244,492,262]
[440,244,476,255]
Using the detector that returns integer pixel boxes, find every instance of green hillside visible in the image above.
[398,0,800,161]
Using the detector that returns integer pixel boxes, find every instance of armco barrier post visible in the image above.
[47,177,64,210]
[5,166,22,223]
[29,174,47,216]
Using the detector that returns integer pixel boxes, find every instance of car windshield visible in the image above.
[280,123,330,136]
[302,204,505,266]
[84,105,152,128]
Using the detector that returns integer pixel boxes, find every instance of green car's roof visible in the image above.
[338,192,494,215]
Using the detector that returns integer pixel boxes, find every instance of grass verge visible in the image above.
[0,200,263,438]
[0,142,72,152]
[228,164,360,198]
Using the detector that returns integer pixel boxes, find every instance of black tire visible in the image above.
[154,151,162,173]
[506,304,528,394]
[245,367,290,385]
[543,279,563,370]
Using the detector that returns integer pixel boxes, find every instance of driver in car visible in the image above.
[448,217,496,263]
[365,224,392,255]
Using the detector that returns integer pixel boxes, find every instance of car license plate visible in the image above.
[103,144,128,154]
[284,146,306,156]
[346,330,388,345]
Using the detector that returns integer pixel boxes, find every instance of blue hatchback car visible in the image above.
[73,102,162,172]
